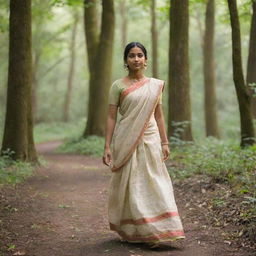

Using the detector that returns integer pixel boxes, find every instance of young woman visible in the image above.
[103,42,185,247]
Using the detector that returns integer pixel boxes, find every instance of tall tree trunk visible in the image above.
[32,50,40,123]
[168,0,193,141]
[1,0,37,162]
[119,0,127,49]
[203,0,220,138]
[227,0,255,146]
[83,0,115,136]
[84,0,99,75]
[151,0,158,78]
[63,11,79,122]
[247,0,256,118]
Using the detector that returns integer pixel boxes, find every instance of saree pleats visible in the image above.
[108,115,185,243]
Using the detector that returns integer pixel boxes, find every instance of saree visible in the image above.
[108,78,185,243]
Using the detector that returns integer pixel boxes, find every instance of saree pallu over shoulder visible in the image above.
[111,78,164,172]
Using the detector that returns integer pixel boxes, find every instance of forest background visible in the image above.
[0,0,254,142]
[0,0,255,252]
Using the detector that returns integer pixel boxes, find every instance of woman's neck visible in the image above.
[128,71,145,80]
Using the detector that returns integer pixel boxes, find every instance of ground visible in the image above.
[0,141,254,256]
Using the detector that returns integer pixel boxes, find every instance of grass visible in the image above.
[33,119,86,143]
[168,137,256,197]
[0,150,33,186]
[57,135,104,157]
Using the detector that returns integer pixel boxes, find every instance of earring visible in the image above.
[144,63,147,70]
[124,63,129,70]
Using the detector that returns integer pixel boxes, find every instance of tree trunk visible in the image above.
[247,0,256,118]
[83,0,115,136]
[227,0,255,146]
[151,0,158,78]
[63,11,79,122]
[1,0,37,162]
[168,0,193,141]
[32,50,40,123]
[84,0,99,75]
[203,0,220,138]
[119,0,127,49]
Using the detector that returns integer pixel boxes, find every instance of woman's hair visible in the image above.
[123,42,147,61]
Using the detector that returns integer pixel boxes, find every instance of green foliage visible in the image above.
[170,121,194,146]
[34,119,85,143]
[248,83,256,97]
[168,138,256,197]
[57,136,104,157]
[50,0,83,7]
[0,150,33,185]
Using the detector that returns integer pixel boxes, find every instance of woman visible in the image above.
[103,42,185,247]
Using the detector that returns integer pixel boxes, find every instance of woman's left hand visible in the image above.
[162,144,170,161]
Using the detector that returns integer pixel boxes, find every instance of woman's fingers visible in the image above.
[162,147,170,161]
[103,152,112,166]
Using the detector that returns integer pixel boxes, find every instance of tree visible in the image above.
[247,0,256,118]
[168,0,193,141]
[1,0,37,161]
[119,0,128,49]
[83,0,115,136]
[203,0,220,138]
[151,0,158,78]
[63,10,79,122]
[227,0,255,146]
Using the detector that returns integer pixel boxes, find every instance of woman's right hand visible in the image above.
[103,147,112,167]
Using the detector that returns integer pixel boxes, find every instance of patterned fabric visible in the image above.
[108,78,162,106]
[108,78,185,243]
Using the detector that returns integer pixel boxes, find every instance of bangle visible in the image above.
[161,142,169,145]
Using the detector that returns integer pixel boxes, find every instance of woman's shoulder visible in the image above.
[111,78,126,87]
[150,77,165,85]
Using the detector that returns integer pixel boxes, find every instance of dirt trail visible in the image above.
[0,141,250,256]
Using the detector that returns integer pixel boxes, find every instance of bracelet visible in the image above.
[161,141,169,145]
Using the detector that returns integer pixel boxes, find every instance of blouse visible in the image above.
[108,78,163,106]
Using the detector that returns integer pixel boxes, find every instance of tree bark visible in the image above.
[32,50,40,123]
[84,0,99,75]
[119,0,127,49]
[227,0,255,146]
[247,0,256,118]
[63,11,79,122]
[168,0,193,141]
[1,0,37,162]
[151,0,158,78]
[83,0,115,136]
[203,0,220,138]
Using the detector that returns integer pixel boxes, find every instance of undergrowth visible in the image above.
[34,119,85,143]
[0,150,33,186]
[168,137,256,197]
[57,135,104,157]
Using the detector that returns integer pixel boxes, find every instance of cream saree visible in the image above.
[108,78,185,243]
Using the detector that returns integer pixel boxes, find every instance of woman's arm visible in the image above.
[154,104,170,161]
[103,105,118,166]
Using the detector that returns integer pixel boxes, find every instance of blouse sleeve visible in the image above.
[108,81,120,106]
[157,80,165,105]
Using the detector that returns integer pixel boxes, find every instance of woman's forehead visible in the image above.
[128,47,144,54]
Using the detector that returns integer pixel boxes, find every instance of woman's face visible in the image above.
[126,47,146,71]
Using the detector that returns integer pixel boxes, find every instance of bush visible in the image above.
[57,135,104,157]
[0,150,33,185]
[168,137,256,197]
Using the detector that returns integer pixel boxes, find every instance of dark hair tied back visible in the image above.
[123,42,147,61]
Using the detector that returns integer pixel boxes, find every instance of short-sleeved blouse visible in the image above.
[108,78,163,106]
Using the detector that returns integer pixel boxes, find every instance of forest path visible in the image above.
[0,141,248,256]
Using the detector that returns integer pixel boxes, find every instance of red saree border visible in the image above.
[120,211,179,226]
[110,223,185,242]
[111,80,164,172]
[119,77,150,104]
